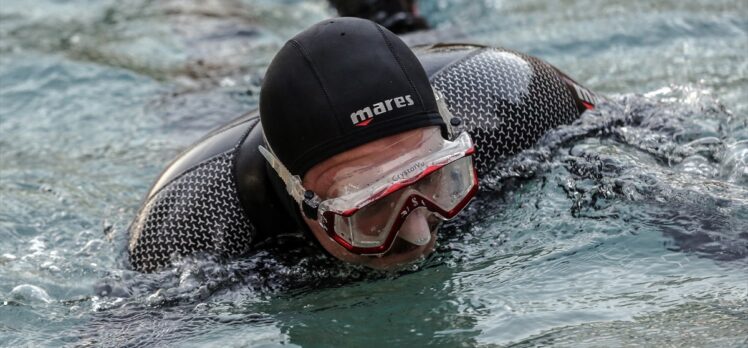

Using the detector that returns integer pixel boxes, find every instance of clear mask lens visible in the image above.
[329,156,476,251]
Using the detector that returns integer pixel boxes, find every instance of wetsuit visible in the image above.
[128,44,599,272]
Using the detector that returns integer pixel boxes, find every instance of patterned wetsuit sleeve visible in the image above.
[128,150,255,272]
[430,48,581,176]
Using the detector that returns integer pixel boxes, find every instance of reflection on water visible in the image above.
[1,0,746,346]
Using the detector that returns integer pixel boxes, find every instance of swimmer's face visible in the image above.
[302,126,442,269]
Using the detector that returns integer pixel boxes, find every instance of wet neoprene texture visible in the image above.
[127,44,598,272]
[260,17,444,177]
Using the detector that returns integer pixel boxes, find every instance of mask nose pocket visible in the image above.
[397,208,432,246]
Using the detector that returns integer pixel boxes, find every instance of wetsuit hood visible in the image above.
[259,17,444,177]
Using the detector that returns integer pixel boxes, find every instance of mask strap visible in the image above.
[433,87,462,140]
[257,145,304,203]
[258,140,321,219]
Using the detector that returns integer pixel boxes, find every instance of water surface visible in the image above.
[1,0,746,346]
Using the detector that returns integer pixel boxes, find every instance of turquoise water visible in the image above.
[1,0,746,346]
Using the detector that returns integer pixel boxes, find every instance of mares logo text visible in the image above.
[350,95,415,126]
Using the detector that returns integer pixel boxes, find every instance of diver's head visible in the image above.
[328,0,429,34]
[259,17,478,269]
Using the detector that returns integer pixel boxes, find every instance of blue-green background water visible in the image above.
[1,0,746,346]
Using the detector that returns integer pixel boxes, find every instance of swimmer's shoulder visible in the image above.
[128,110,263,272]
[412,43,486,79]
[414,42,600,112]
[144,110,260,199]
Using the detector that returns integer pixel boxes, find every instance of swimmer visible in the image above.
[128,17,598,272]
[328,0,429,34]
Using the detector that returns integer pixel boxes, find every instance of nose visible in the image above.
[397,208,432,246]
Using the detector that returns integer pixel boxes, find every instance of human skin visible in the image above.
[301,126,444,269]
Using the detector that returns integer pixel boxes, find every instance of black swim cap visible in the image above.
[260,17,444,176]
